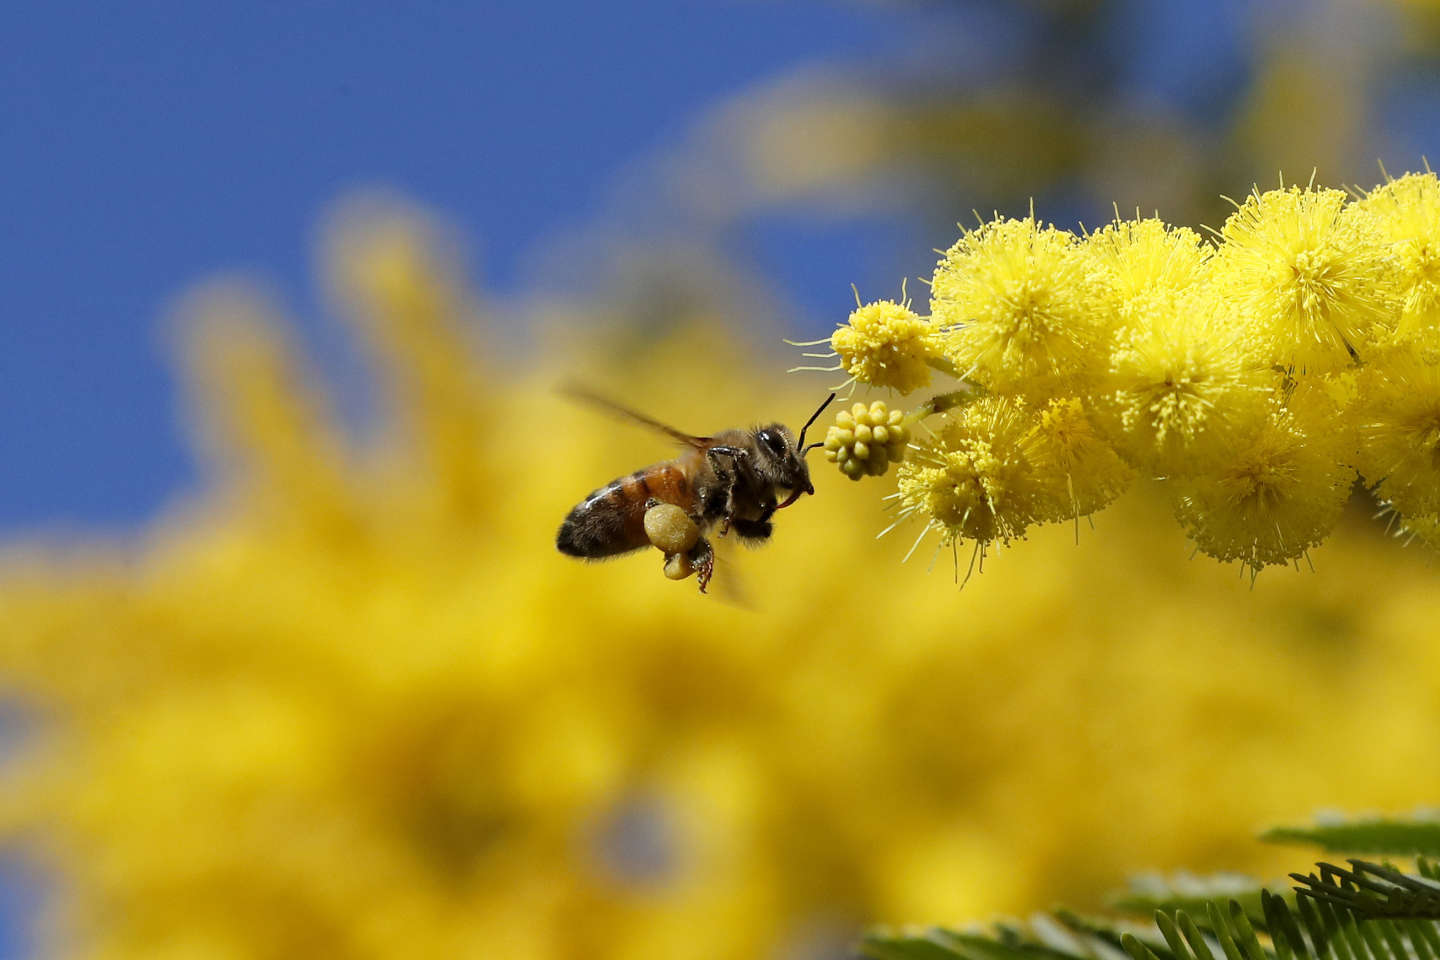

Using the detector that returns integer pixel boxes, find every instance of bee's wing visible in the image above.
[560,382,712,450]
[702,530,754,610]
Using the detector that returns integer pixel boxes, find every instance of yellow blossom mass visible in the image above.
[808,172,1440,577]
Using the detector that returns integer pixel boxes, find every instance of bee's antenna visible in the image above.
[797,392,837,455]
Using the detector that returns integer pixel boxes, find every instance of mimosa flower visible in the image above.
[931,216,1108,397]
[1085,217,1211,332]
[1171,390,1356,577]
[1020,397,1134,521]
[1355,341,1440,517]
[1353,171,1440,345]
[1211,185,1397,373]
[892,396,1041,555]
[830,297,942,394]
[1095,289,1275,477]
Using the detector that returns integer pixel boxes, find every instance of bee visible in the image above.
[556,387,837,592]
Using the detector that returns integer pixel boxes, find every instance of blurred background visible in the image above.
[6,1,1440,958]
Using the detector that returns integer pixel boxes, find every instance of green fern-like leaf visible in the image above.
[861,926,1083,960]
[1292,860,1440,920]
[861,928,972,960]
[1263,817,1440,856]
[864,811,1440,960]
[865,868,1440,960]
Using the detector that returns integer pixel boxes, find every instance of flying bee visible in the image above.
[556,387,837,592]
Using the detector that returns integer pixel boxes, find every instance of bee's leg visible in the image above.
[690,537,715,593]
[705,446,748,536]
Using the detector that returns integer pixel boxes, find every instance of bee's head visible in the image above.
[753,423,810,502]
[762,392,836,509]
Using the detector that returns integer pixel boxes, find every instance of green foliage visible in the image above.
[864,816,1440,960]
[1291,860,1440,921]
[1263,818,1440,857]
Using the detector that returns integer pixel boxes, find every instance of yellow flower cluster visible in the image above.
[811,173,1440,577]
[9,203,1440,960]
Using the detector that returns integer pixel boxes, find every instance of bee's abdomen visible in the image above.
[556,463,693,559]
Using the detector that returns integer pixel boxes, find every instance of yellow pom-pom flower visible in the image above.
[1212,185,1397,373]
[1353,171,1440,345]
[823,400,910,480]
[1020,397,1134,521]
[892,396,1041,558]
[931,215,1107,398]
[1095,289,1276,477]
[829,298,941,394]
[1085,217,1212,332]
[1171,389,1357,577]
[1355,342,1440,517]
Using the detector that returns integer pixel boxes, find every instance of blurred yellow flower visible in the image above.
[8,195,1440,960]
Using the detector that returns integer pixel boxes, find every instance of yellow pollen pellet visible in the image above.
[644,503,700,554]
[663,552,695,580]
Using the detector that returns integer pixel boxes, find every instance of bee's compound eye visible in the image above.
[758,429,786,455]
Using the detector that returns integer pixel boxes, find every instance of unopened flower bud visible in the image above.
[823,399,911,480]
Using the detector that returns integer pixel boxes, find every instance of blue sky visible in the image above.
[4,0,945,537]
